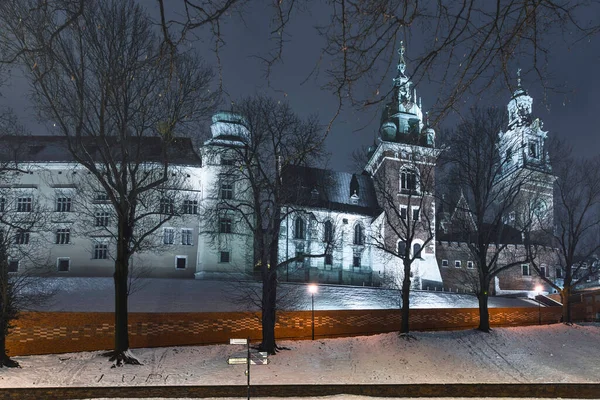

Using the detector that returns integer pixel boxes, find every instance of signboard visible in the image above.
[227,351,269,365]
[229,338,248,345]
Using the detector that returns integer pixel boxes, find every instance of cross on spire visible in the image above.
[397,40,406,75]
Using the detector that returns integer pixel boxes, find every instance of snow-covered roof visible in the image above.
[282,165,380,216]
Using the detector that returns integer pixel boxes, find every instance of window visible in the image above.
[353,224,364,245]
[57,258,70,272]
[8,260,18,273]
[325,253,333,265]
[182,199,198,214]
[528,141,538,159]
[324,220,333,243]
[455,260,461,268]
[353,256,361,268]
[55,196,72,212]
[159,197,175,215]
[17,197,32,212]
[540,265,547,277]
[508,211,516,224]
[522,264,531,276]
[95,211,110,227]
[15,229,30,245]
[400,169,417,192]
[412,208,420,221]
[181,228,193,245]
[398,240,407,256]
[219,217,232,234]
[55,228,71,244]
[413,243,422,259]
[556,268,563,279]
[219,251,230,263]
[294,217,306,239]
[467,261,474,269]
[0,198,5,212]
[176,256,187,269]
[94,192,109,202]
[163,228,175,245]
[93,243,108,259]
[400,206,407,220]
[220,181,233,200]
[442,259,449,267]
[221,158,235,166]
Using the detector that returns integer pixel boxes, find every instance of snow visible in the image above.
[2,323,599,400]
[31,278,535,312]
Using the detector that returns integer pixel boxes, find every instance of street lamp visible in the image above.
[535,285,543,325]
[308,284,318,340]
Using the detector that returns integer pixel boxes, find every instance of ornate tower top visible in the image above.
[378,41,434,147]
[507,68,533,127]
[501,67,551,176]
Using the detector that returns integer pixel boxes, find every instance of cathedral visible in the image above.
[2,45,560,293]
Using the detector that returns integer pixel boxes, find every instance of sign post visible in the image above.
[229,338,255,400]
[229,338,269,399]
[246,337,250,400]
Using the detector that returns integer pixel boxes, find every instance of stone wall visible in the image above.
[7,305,585,357]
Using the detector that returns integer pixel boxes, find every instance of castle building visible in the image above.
[2,46,559,293]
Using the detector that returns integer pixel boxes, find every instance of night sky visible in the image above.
[1,2,599,172]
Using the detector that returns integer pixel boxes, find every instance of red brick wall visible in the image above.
[7,306,583,357]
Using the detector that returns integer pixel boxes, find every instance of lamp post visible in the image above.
[308,284,318,340]
[535,285,543,325]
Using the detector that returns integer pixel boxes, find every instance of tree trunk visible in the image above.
[105,220,140,366]
[477,290,491,332]
[0,236,17,367]
[260,265,277,354]
[400,260,411,334]
[0,319,17,368]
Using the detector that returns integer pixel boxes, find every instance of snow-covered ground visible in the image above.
[33,278,535,312]
[2,324,599,393]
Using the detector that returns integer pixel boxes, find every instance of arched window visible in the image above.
[294,217,306,239]
[397,240,407,256]
[400,168,418,192]
[353,224,364,245]
[324,220,333,243]
[413,243,422,259]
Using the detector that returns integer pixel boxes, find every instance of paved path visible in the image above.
[33,278,536,312]
[2,383,600,400]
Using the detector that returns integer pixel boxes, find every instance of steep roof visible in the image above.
[282,165,380,216]
[0,135,202,166]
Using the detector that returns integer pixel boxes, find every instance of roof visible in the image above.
[0,135,202,166]
[437,222,524,244]
[282,165,380,216]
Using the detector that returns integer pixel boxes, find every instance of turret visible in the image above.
[209,111,249,142]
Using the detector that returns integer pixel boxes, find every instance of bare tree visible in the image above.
[526,141,600,323]
[202,96,328,354]
[443,107,535,332]
[154,1,599,127]
[314,1,600,120]
[0,113,53,368]
[370,145,438,335]
[2,0,217,365]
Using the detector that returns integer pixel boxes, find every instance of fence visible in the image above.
[7,303,588,357]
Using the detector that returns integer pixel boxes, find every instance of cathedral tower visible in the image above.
[365,42,442,289]
[499,69,555,232]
